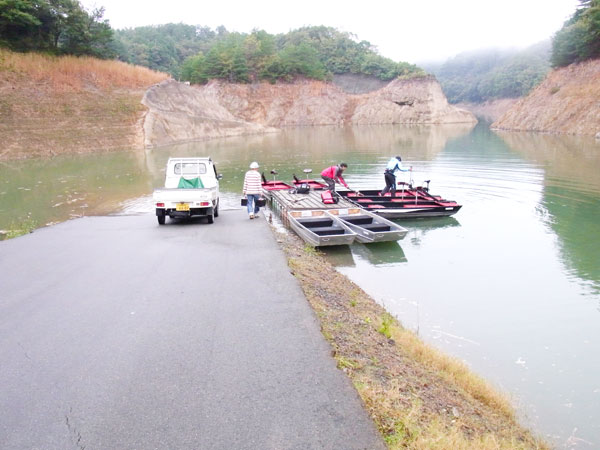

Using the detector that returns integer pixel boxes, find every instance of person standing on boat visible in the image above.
[321,163,349,193]
[243,161,263,219]
[381,156,411,196]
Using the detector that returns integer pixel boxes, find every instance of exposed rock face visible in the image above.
[492,59,600,136]
[350,77,475,125]
[332,73,388,94]
[141,80,278,148]
[143,76,476,148]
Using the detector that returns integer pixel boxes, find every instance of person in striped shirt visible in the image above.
[243,161,263,219]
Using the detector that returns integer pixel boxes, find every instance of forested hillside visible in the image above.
[492,1,600,136]
[551,0,600,67]
[425,42,551,104]
[114,25,425,83]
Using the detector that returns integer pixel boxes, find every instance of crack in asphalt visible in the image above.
[17,342,32,361]
[65,407,86,450]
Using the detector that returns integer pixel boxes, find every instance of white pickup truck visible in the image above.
[153,157,222,225]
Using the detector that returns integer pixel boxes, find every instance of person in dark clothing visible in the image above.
[381,156,411,196]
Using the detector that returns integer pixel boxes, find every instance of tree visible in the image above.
[0,0,114,57]
[0,0,41,50]
[278,42,326,80]
[128,24,424,84]
[181,52,207,84]
[551,0,600,66]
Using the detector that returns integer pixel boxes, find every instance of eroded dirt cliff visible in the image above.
[143,76,476,148]
[492,59,600,136]
[0,49,168,160]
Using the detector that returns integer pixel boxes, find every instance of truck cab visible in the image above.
[153,157,221,225]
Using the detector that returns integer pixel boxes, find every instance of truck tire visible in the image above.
[157,215,166,225]
[214,201,219,217]
[207,213,214,224]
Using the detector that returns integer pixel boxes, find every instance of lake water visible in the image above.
[1,122,599,447]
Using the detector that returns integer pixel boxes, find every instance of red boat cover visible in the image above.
[262,181,292,190]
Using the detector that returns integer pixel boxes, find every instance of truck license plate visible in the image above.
[176,203,190,211]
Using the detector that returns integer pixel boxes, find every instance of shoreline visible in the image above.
[270,223,549,449]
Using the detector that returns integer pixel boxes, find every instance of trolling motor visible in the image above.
[270,169,278,181]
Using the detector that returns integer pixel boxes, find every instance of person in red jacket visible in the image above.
[321,163,349,193]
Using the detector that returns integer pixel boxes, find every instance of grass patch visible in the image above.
[5,218,37,239]
[378,312,394,339]
[280,230,548,450]
[0,48,168,92]
[303,244,318,255]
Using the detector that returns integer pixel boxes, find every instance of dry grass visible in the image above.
[279,231,549,450]
[0,49,168,159]
[388,323,516,420]
[0,48,168,92]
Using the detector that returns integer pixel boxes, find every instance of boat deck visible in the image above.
[267,189,355,226]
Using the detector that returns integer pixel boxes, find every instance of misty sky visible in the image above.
[81,0,580,63]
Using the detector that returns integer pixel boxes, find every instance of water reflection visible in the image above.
[146,123,476,194]
[399,217,461,248]
[321,246,355,268]
[0,151,151,233]
[352,241,407,266]
[497,131,600,295]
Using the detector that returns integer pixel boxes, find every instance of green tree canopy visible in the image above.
[0,0,114,57]
[114,23,215,78]
[161,25,424,84]
[552,0,600,67]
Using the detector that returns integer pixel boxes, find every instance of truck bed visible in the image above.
[153,187,216,203]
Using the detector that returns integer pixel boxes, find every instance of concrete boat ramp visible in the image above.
[0,211,384,450]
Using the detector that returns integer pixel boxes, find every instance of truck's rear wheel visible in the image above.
[157,215,166,225]
[207,213,214,224]
[214,201,219,217]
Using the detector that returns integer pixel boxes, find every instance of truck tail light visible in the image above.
[200,202,210,207]
[156,202,165,207]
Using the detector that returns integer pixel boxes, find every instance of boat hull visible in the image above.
[339,189,462,219]
[288,211,356,247]
[327,208,407,243]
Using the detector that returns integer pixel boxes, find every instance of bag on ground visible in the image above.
[321,190,338,204]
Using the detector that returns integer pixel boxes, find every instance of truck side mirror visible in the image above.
[217,174,223,180]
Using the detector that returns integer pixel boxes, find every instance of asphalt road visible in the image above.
[0,211,385,450]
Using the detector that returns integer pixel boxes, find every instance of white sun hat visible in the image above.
[250,161,259,169]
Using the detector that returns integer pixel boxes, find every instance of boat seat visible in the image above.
[341,216,372,225]
[298,219,334,228]
[310,227,346,235]
[361,224,391,232]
